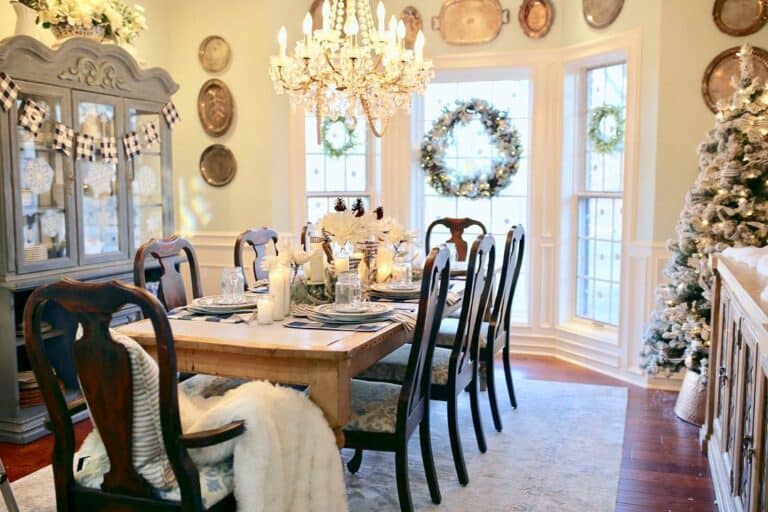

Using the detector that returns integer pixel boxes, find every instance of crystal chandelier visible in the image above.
[269,0,433,142]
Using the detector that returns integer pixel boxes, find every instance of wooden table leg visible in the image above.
[333,427,345,448]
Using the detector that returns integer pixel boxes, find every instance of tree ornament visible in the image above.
[420,98,523,199]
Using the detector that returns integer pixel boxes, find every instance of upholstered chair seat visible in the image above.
[435,318,488,349]
[356,345,452,386]
[344,380,403,434]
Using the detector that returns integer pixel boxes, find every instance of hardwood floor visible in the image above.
[0,355,716,511]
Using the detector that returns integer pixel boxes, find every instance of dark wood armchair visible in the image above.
[233,228,278,288]
[134,236,203,311]
[343,247,451,512]
[481,225,525,432]
[300,224,334,263]
[23,279,245,511]
[425,217,487,262]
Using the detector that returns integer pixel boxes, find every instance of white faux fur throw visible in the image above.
[79,378,348,512]
[178,379,348,512]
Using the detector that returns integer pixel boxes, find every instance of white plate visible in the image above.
[371,283,421,294]
[315,302,392,318]
[191,295,259,312]
[186,305,254,315]
[306,312,392,325]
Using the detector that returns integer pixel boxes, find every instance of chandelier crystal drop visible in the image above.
[269,0,434,142]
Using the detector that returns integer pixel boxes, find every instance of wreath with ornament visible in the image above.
[420,99,522,198]
[588,104,625,154]
[322,117,358,159]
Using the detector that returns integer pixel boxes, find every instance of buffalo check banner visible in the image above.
[18,99,46,136]
[100,136,118,164]
[162,101,180,128]
[123,131,141,159]
[0,72,19,112]
[75,133,95,162]
[53,123,74,156]
[143,121,160,146]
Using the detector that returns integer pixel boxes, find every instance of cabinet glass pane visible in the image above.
[16,93,71,265]
[128,109,163,247]
[77,102,119,255]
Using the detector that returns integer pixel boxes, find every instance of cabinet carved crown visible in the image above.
[58,57,127,91]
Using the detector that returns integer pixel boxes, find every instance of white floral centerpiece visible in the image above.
[35,0,147,44]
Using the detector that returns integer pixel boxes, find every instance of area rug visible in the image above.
[1,378,627,512]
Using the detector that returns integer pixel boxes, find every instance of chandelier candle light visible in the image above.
[270,0,433,142]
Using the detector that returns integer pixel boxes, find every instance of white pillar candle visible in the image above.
[309,243,325,282]
[335,255,350,273]
[376,246,394,283]
[256,296,274,325]
[269,266,287,321]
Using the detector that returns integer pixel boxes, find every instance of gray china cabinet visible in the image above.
[0,36,177,443]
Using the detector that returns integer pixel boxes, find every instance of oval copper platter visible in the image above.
[197,79,234,138]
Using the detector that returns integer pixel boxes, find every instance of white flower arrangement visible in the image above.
[36,0,147,44]
[259,241,320,274]
[317,200,410,249]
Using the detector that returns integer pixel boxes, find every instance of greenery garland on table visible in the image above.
[420,99,522,198]
[588,104,625,154]
[322,117,357,159]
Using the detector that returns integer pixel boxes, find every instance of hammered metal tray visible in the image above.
[519,0,555,39]
[583,0,624,29]
[198,79,234,137]
[702,46,768,113]
[431,0,510,45]
[200,144,237,187]
[712,0,768,36]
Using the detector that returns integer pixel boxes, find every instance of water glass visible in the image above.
[220,267,245,304]
[335,272,363,312]
[391,251,413,289]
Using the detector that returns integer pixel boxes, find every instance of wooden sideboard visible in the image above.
[702,256,768,512]
[0,36,178,443]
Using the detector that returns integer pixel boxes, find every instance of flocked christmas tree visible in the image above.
[641,45,768,380]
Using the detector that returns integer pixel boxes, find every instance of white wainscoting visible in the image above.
[188,232,679,390]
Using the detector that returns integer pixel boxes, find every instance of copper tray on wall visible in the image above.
[200,144,237,187]
[583,0,624,29]
[701,46,768,112]
[519,0,555,39]
[712,0,768,36]
[198,35,232,73]
[197,79,235,137]
[431,0,511,45]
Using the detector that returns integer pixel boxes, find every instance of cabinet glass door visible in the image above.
[125,101,170,252]
[73,92,127,264]
[11,82,76,273]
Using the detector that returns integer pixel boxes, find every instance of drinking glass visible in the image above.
[335,272,363,312]
[220,267,245,304]
[391,250,413,289]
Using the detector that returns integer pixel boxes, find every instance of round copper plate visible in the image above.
[198,35,232,73]
[583,0,624,29]
[197,79,234,137]
[713,0,768,36]
[702,46,768,113]
[200,144,236,187]
[519,0,555,39]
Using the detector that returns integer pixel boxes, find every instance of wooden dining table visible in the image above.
[115,298,462,447]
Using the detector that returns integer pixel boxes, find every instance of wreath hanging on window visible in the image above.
[420,99,522,198]
[322,117,358,159]
[588,104,625,154]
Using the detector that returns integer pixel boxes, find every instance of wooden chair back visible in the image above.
[23,279,205,510]
[425,218,487,262]
[398,247,451,431]
[450,234,496,376]
[488,226,526,346]
[134,236,203,311]
[233,228,278,287]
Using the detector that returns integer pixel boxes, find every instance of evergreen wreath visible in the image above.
[588,104,625,154]
[420,99,522,198]
[322,117,357,159]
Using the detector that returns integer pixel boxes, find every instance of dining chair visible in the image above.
[23,279,245,511]
[0,456,19,512]
[356,234,496,485]
[425,217,487,262]
[479,225,525,431]
[233,228,278,287]
[134,235,203,311]
[343,247,451,512]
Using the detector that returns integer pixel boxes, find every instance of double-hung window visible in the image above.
[575,62,627,326]
[304,115,377,222]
